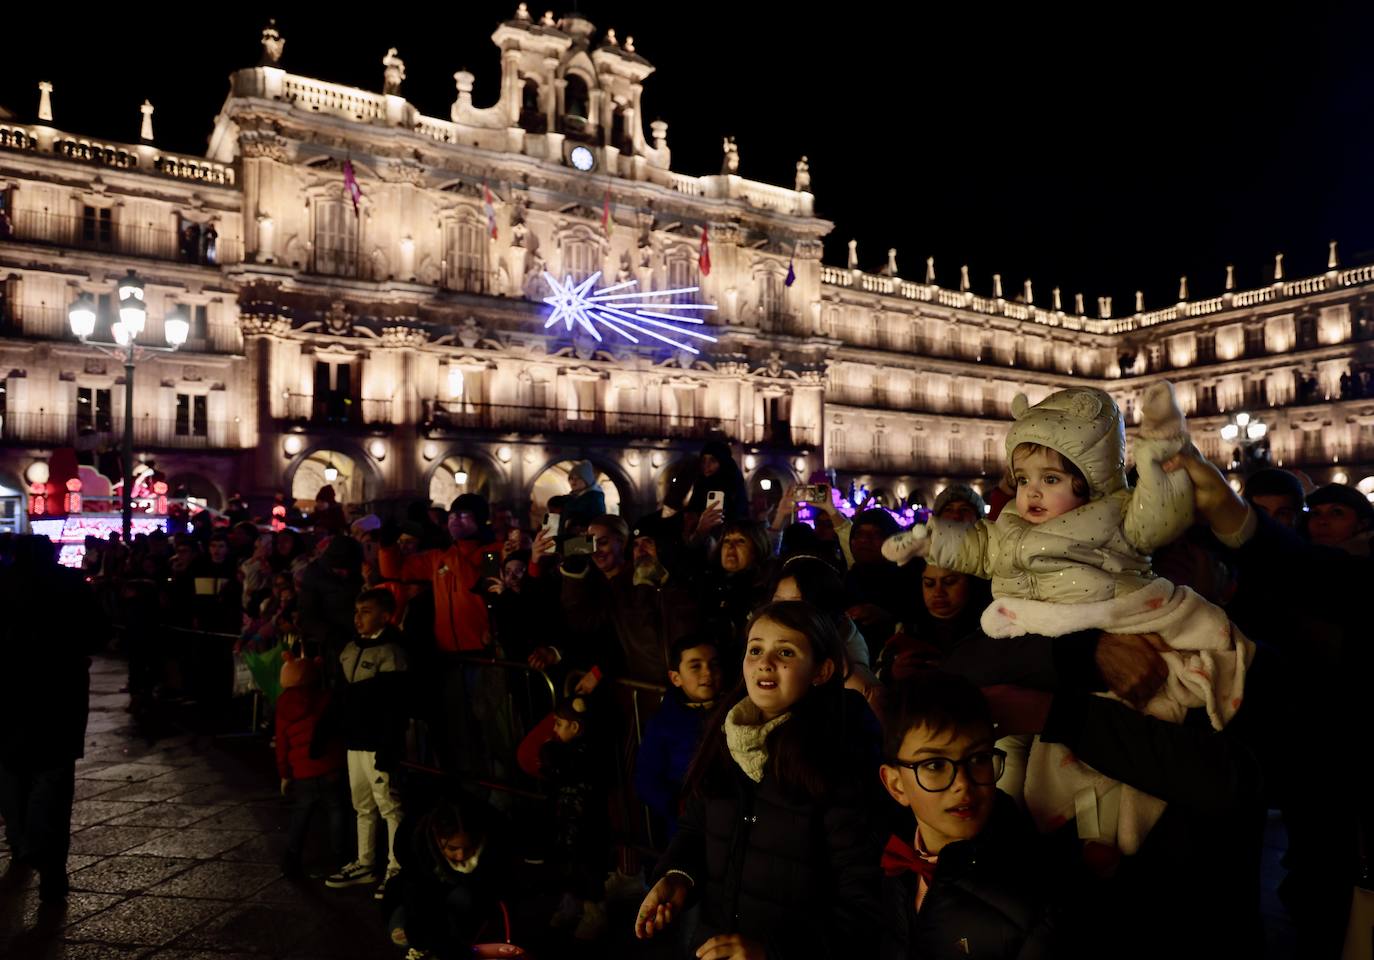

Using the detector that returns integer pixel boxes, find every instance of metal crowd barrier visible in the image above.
[400,655,674,860]
[159,625,254,736]
[401,652,559,802]
[613,677,670,856]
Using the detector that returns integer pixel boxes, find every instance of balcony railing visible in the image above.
[828,451,995,476]
[308,246,383,281]
[441,266,502,295]
[0,412,236,449]
[421,401,819,446]
[282,393,393,426]
[1,210,239,265]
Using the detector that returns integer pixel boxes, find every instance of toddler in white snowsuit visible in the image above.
[884,383,1254,853]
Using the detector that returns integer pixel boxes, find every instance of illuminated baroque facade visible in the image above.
[1,9,1372,527]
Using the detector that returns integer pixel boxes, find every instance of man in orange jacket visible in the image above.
[377,494,504,777]
[377,495,502,653]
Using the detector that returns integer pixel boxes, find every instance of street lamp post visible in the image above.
[1219,411,1270,473]
[68,269,188,542]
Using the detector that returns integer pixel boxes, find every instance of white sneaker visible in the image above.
[573,900,607,941]
[881,525,931,566]
[374,867,399,900]
[324,860,378,888]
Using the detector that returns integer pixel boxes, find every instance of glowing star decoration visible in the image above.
[541,272,718,354]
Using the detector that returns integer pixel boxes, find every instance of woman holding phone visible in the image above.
[685,440,750,531]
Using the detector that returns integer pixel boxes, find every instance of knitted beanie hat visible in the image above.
[1004,388,1127,499]
[568,460,598,490]
[933,483,988,518]
[450,493,490,525]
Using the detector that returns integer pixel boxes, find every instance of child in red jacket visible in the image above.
[275,652,348,878]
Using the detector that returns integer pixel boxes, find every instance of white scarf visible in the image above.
[723,699,791,783]
[443,839,484,875]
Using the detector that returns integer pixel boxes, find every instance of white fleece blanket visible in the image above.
[981,577,1256,854]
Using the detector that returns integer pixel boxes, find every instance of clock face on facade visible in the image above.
[569,146,595,171]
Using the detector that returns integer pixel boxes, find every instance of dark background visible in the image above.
[4,2,1372,313]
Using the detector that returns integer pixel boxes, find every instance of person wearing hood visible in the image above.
[685,439,750,525]
[311,484,348,535]
[1303,482,1374,556]
[561,461,607,534]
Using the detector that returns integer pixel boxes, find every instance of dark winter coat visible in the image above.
[316,626,410,756]
[560,487,607,532]
[880,792,1059,960]
[633,687,713,829]
[656,762,884,959]
[943,631,1272,957]
[0,560,98,769]
[690,563,773,664]
[274,685,344,780]
[685,441,751,522]
[391,813,513,956]
[538,734,611,867]
[559,561,698,683]
[297,557,362,659]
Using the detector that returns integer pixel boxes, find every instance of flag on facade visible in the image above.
[784,256,796,287]
[699,225,711,276]
[602,188,614,238]
[483,181,498,240]
[342,158,362,217]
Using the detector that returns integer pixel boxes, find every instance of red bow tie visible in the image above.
[881,834,937,882]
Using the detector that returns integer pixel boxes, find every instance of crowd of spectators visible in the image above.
[2,420,1371,958]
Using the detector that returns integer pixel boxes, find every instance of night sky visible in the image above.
[5,3,1373,315]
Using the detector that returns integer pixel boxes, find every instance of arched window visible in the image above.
[314,199,356,277]
[666,254,698,303]
[611,104,633,154]
[563,74,590,128]
[759,270,787,328]
[520,79,546,133]
[562,237,598,282]
[446,217,488,292]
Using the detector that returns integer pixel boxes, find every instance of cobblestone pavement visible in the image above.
[0,656,399,960]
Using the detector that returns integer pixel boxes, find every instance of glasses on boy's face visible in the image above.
[888,748,1006,792]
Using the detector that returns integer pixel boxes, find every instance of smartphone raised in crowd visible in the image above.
[542,512,562,539]
[795,483,827,504]
[480,550,502,581]
[706,489,725,511]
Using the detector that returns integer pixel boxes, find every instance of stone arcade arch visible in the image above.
[285,442,382,508]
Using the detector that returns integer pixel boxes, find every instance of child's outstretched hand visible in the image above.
[881,524,931,567]
[1162,442,1249,537]
[635,873,690,939]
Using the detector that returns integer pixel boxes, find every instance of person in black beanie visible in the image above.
[1241,468,1306,529]
[685,440,750,523]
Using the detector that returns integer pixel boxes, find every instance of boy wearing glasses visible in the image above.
[877,672,1059,958]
